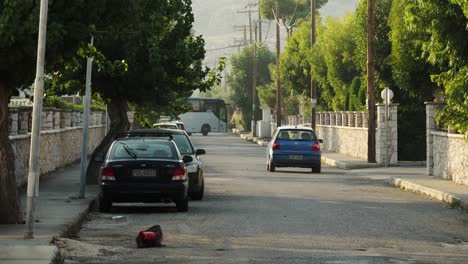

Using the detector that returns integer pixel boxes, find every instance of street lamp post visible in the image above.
[79,36,94,199]
[25,0,49,239]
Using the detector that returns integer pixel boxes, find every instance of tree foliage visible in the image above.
[259,0,327,36]
[404,0,468,135]
[309,15,358,110]
[228,45,275,130]
[0,0,91,224]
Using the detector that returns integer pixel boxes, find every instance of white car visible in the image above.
[153,123,179,130]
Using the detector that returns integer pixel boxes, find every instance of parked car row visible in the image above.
[97,128,205,212]
[153,121,191,135]
[97,124,322,213]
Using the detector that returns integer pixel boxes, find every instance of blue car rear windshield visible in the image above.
[276,130,317,141]
[110,139,178,160]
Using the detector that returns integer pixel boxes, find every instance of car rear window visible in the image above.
[109,140,178,160]
[276,130,317,141]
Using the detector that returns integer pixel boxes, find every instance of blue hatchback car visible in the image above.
[266,126,323,173]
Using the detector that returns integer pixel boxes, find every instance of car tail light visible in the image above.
[312,142,321,151]
[101,167,116,181]
[172,168,186,180]
[272,141,280,150]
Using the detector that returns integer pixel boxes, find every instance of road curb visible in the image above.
[321,156,382,170]
[51,195,98,264]
[390,177,466,210]
[58,197,97,239]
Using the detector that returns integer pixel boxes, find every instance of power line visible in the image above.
[205,44,248,52]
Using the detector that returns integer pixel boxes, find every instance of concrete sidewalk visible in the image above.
[0,164,99,264]
[237,132,468,211]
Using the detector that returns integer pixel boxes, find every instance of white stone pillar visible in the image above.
[336,112,342,126]
[53,110,61,129]
[325,112,331,125]
[354,111,361,127]
[330,112,336,126]
[342,111,348,127]
[376,104,399,165]
[8,109,19,136]
[18,109,29,134]
[348,112,355,127]
[425,102,445,175]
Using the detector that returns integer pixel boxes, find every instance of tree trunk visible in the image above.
[86,97,130,184]
[0,84,23,224]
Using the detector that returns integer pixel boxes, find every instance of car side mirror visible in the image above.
[183,155,193,163]
[319,139,323,144]
[95,153,105,162]
[196,149,206,155]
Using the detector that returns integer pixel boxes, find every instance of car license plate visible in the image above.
[132,169,157,177]
[289,155,303,160]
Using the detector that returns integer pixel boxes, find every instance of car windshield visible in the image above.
[152,134,194,155]
[276,130,317,141]
[109,139,178,160]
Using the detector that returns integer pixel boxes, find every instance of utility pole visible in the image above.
[275,1,282,127]
[237,9,258,45]
[258,5,262,42]
[310,0,317,130]
[234,25,248,45]
[25,0,49,239]
[252,23,258,137]
[79,36,94,199]
[367,0,376,163]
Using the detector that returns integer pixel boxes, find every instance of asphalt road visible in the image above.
[57,133,468,264]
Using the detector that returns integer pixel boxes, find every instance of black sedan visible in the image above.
[98,137,192,212]
[128,129,206,200]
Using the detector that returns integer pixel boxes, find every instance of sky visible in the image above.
[192,0,360,67]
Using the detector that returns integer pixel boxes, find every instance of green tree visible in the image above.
[228,45,275,130]
[47,0,217,183]
[87,0,215,182]
[279,19,312,98]
[309,15,358,110]
[353,0,395,91]
[388,0,437,160]
[259,0,328,35]
[404,0,468,135]
[0,0,91,224]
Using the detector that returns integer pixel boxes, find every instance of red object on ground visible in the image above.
[136,225,164,248]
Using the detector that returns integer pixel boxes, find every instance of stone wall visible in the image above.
[315,125,368,159]
[8,107,107,187]
[431,132,468,185]
[282,108,398,164]
[11,126,106,187]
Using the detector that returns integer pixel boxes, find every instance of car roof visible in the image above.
[127,128,186,135]
[278,126,314,131]
[153,122,178,126]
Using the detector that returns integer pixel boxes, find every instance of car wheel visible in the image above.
[98,193,112,213]
[268,159,276,172]
[201,124,210,136]
[191,180,204,201]
[312,166,321,173]
[176,195,189,212]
